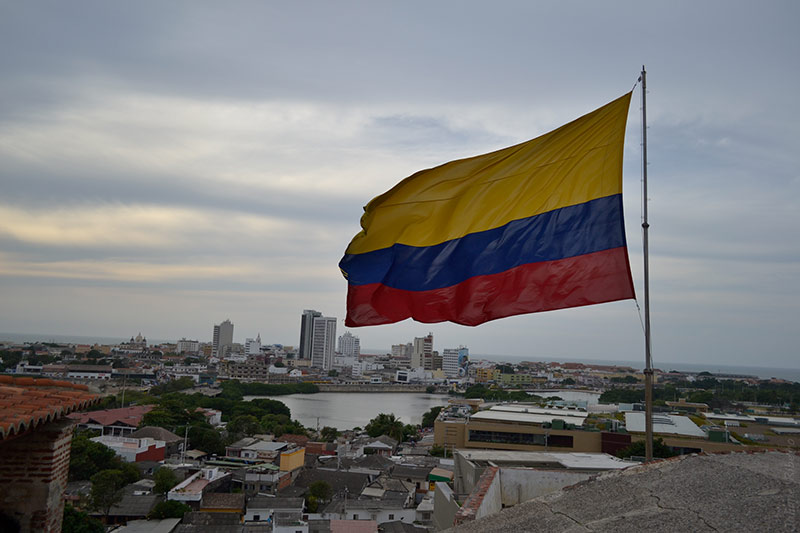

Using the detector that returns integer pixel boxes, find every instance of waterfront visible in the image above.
[245,392,451,431]
[245,389,602,430]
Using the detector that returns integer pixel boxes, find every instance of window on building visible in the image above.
[389,514,395,520]
[468,429,547,446]
[548,434,574,448]
[352,514,358,519]
[253,515,260,521]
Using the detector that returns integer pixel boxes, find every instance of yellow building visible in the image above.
[279,446,305,471]
[475,368,500,383]
[434,404,607,453]
[498,373,535,386]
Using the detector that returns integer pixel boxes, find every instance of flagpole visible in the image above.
[640,65,654,462]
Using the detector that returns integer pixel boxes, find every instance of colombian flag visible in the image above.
[340,93,635,327]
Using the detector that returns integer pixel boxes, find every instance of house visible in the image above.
[226,438,289,461]
[244,496,304,522]
[91,434,166,462]
[131,426,184,455]
[231,463,292,496]
[91,485,160,526]
[194,407,222,426]
[199,492,245,516]
[68,405,154,436]
[167,467,231,509]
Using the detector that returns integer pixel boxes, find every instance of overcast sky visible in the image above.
[1,2,798,370]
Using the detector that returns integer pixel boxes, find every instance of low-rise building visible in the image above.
[91,435,167,462]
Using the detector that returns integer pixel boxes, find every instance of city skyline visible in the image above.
[1,3,798,370]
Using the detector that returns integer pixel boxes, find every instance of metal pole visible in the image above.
[641,65,654,462]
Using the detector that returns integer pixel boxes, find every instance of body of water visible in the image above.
[537,390,602,405]
[245,392,451,431]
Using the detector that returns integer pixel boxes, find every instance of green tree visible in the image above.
[153,467,179,495]
[227,414,262,436]
[62,503,105,533]
[119,461,141,485]
[320,426,340,442]
[421,406,443,428]
[327,369,338,377]
[425,385,437,394]
[189,425,226,456]
[148,500,192,519]
[69,432,123,481]
[90,469,127,519]
[365,413,405,442]
[308,480,333,501]
[562,377,576,385]
[616,437,678,460]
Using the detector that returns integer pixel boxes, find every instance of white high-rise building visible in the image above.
[176,338,200,354]
[443,346,469,378]
[299,309,322,360]
[245,334,261,356]
[311,316,337,371]
[338,331,360,357]
[411,333,433,369]
[392,343,413,359]
[212,319,234,358]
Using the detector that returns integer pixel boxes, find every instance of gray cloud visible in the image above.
[1,1,798,369]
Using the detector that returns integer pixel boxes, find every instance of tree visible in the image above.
[118,461,141,485]
[90,470,127,519]
[148,500,191,519]
[421,406,443,428]
[616,437,678,460]
[365,413,405,442]
[425,385,437,394]
[62,504,105,533]
[562,377,576,385]
[189,425,226,456]
[327,369,338,377]
[69,432,124,481]
[227,414,262,436]
[153,467,178,495]
[308,480,333,501]
[320,426,339,442]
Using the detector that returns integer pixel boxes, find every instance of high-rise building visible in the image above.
[411,333,433,369]
[212,319,234,358]
[245,334,261,356]
[311,316,337,371]
[392,343,413,359]
[338,331,360,357]
[443,346,469,377]
[299,310,322,360]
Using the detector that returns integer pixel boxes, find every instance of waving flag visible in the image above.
[340,93,635,327]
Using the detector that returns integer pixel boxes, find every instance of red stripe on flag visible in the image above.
[345,247,635,327]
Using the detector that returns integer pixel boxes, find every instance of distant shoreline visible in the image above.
[2,332,798,383]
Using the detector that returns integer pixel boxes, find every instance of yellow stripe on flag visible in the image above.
[346,92,632,255]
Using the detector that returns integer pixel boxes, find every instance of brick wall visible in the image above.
[453,466,500,526]
[0,419,76,533]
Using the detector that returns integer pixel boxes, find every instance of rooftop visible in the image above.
[68,404,154,428]
[470,409,587,427]
[625,412,706,438]
[446,451,800,532]
[456,450,634,470]
[0,375,99,441]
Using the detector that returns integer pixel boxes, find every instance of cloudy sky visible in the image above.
[1,2,798,370]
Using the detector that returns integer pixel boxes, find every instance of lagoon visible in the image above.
[244,392,452,431]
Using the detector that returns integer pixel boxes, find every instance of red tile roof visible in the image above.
[67,404,153,428]
[0,375,100,441]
